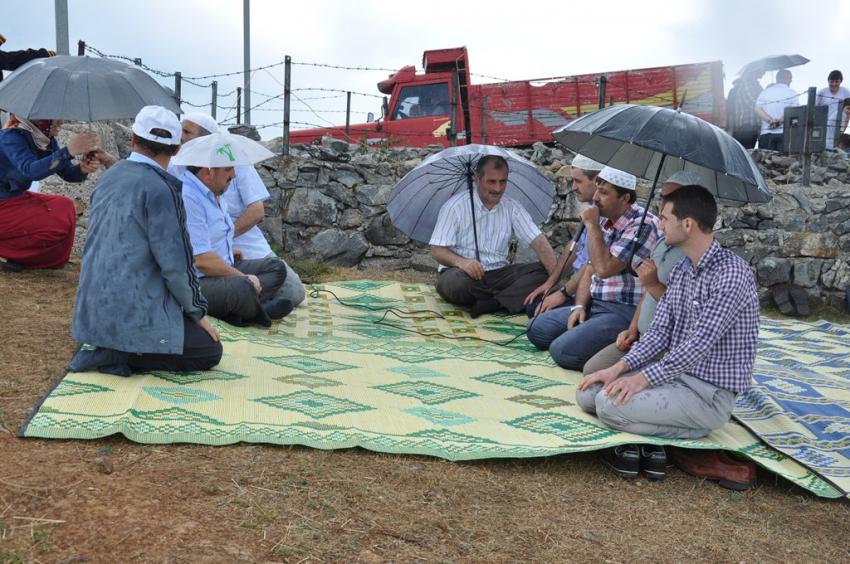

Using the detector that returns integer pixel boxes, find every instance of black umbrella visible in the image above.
[553,104,772,268]
[738,54,809,77]
[0,55,180,120]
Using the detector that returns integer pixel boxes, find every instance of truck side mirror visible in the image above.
[366,112,375,123]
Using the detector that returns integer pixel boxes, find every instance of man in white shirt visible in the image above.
[755,69,798,151]
[429,155,557,318]
[177,113,305,306]
[816,70,850,149]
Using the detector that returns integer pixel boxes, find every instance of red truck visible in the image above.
[290,47,726,148]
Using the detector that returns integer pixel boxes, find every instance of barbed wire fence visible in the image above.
[77,40,841,172]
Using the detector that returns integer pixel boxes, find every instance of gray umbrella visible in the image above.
[738,54,809,77]
[553,104,772,204]
[387,145,554,253]
[0,55,180,120]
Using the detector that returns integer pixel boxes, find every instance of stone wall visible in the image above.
[43,125,850,310]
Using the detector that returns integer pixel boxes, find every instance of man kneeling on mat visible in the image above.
[576,185,759,480]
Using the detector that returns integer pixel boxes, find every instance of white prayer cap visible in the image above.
[597,166,637,191]
[570,154,605,172]
[132,106,181,145]
[181,112,219,135]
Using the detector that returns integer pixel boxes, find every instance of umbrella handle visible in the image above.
[467,165,481,263]
[625,154,666,276]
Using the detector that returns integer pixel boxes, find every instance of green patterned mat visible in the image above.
[20,281,842,498]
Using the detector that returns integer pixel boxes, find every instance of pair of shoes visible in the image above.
[470,297,502,319]
[640,445,667,481]
[669,448,757,491]
[0,258,23,272]
[788,285,810,316]
[262,298,294,320]
[772,285,794,316]
[67,346,131,377]
[600,445,640,479]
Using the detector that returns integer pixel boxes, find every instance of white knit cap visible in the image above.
[571,154,605,172]
[597,166,637,191]
[132,105,181,145]
[181,112,219,135]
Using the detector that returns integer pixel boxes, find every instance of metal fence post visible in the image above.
[345,91,352,142]
[481,95,488,144]
[77,40,85,56]
[597,75,607,109]
[802,86,816,187]
[174,71,182,106]
[282,55,291,156]
[211,81,218,120]
[449,70,459,147]
[833,101,844,148]
[236,87,242,125]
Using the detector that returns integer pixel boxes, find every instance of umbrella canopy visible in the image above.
[171,131,275,167]
[553,104,772,204]
[738,54,809,77]
[0,55,180,120]
[387,144,555,243]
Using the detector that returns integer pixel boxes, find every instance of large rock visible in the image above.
[821,260,850,290]
[309,229,369,266]
[364,214,410,246]
[286,189,338,227]
[782,232,838,258]
[756,257,792,286]
[792,259,825,288]
[332,168,364,188]
[355,184,392,206]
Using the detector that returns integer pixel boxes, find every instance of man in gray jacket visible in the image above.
[68,106,222,376]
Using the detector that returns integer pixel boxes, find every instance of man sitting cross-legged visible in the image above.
[429,155,557,318]
[576,185,759,480]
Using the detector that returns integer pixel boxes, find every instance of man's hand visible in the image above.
[567,306,586,329]
[245,274,262,294]
[66,132,98,157]
[579,205,600,227]
[524,280,553,306]
[197,316,220,342]
[534,290,567,316]
[615,326,639,351]
[89,149,117,169]
[578,365,620,392]
[603,372,650,406]
[635,258,659,288]
[79,155,99,174]
[458,258,485,281]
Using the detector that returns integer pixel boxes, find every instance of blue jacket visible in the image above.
[72,158,207,354]
[0,128,85,199]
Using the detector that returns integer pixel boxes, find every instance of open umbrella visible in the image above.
[387,144,554,258]
[170,131,275,167]
[738,54,809,77]
[0,55,180,120]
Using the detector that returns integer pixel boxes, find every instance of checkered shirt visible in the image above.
[590,204,659,306]
[622,240,760,393]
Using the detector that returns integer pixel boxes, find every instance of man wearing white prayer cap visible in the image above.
[177,113,305,308]
[527,165,660,375]
[524,154,605,315]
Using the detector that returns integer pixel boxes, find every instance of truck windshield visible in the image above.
[392,83,450,119]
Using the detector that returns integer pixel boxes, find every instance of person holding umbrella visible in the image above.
[754,69,798,151]
[526,166,659,371]
[429,154,557,318]
[69,105,222,376]
[0,115,100,270]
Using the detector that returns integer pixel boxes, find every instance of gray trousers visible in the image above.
[583,342,628,375]
[265,252,306,306]
[436,262,548,314]
[199,257,288,326]
[576,371,737,439]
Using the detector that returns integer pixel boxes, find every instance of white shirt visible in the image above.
[221,165,274,259]
[429,190,541,271]
[756,83,799,134]
[816,86,850,148]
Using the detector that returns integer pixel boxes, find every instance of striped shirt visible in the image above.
[590,204,659,305]
[429,191,541,271]
[622,240,760,393]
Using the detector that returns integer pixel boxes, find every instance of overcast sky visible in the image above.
[5,0,849,139]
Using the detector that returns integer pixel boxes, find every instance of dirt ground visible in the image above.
[1,263,848,563]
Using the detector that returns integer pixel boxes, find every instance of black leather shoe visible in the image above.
[640,445,667,481]
[600,444,640,479]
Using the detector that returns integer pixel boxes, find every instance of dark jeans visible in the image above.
[128,317,223,372]
[758,133,784,151]
[199,257,287,326]
[436,262,549,314]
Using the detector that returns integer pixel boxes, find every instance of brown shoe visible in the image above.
[669,448,757,491]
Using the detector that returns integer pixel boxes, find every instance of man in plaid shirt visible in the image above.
[527,166,658,370]
[577,185,759,440]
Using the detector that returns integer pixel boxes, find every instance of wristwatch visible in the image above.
[559,285,570,297]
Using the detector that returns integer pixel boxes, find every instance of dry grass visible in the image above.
[0,264,848,563]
